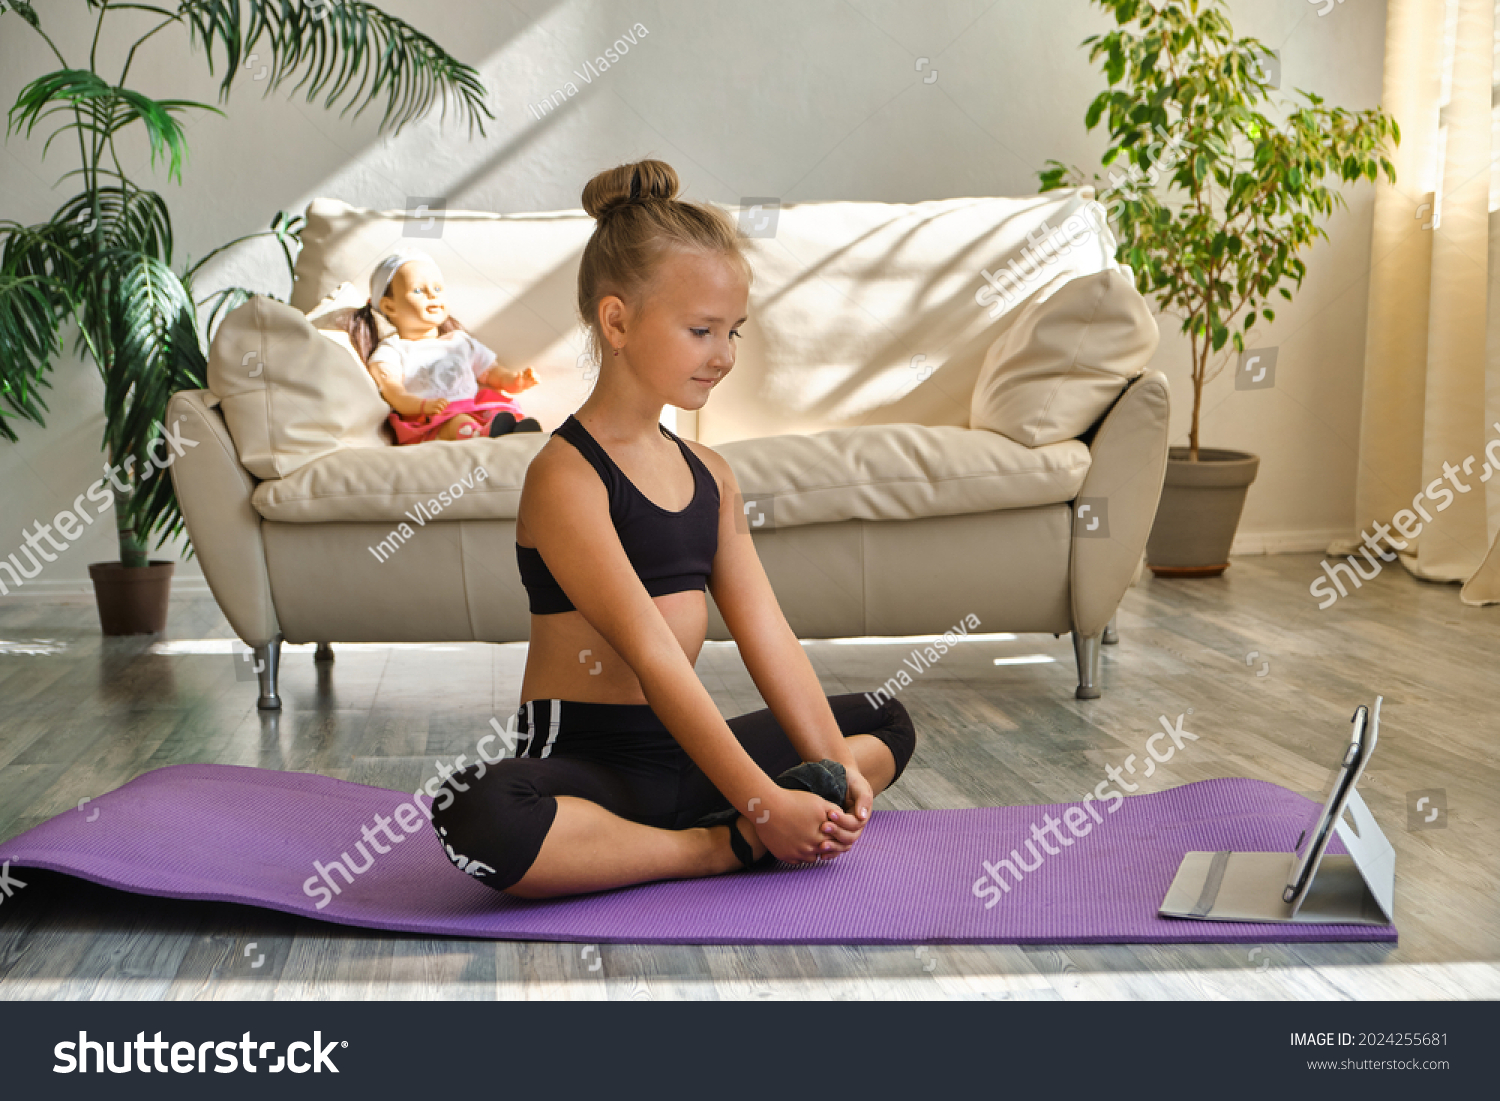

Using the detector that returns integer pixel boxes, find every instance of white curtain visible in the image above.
[1330,0,1500,605]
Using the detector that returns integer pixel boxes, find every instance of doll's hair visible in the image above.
[338,260,467,365]
[577,159,755,369]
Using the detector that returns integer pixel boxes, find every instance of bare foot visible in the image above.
[700,816,770,874]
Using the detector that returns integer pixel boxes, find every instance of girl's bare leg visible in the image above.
[844,731,898,793]
[503,733,899,899]
[503,796,723,898]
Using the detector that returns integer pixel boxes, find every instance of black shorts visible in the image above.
[429,692,916,891]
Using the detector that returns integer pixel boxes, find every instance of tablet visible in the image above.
[1282,697,1381,905]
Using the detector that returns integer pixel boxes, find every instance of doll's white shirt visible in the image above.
[368,331,497,403]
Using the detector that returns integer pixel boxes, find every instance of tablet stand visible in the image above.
[1158,786,1395,926]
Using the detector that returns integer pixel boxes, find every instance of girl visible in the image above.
[341,248,543,443]
[429,160,917,899]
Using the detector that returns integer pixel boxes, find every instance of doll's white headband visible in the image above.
[369,249,436,308]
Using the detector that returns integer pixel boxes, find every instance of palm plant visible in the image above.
[0,0,491,568]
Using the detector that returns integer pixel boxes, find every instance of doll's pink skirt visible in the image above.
[388,390,527,446]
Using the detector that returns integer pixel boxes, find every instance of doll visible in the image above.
[340,248,542,443]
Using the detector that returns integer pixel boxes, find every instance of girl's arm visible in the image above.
[698,447,874,822]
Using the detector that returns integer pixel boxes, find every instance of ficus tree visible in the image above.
[1039,0,1399,459]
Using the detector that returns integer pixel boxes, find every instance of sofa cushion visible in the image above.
[717,423,1091,527]
[252,434,545,523]
[251,423,1090,526]
[207,295,394,480]
[969,268,1159,447]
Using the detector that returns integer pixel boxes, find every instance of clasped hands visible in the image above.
[754,762,876,866]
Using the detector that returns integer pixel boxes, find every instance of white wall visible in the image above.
[0,0,1387,599]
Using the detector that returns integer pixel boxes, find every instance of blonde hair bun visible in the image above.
[581,160,682,222]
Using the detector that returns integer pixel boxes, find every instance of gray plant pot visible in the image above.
[1145,447,1260,578]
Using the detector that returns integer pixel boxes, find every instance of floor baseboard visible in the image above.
[0,578,212,604]
[1229,528,1349,556]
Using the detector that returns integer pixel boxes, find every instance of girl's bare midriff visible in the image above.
[516,517,707,707]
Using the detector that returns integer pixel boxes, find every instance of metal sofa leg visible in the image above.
[1072,630,1102,700]
[314,642,334,663]
[256,634,283,711]
[1102,615,1119,645]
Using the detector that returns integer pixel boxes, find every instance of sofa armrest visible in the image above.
[1070,368,1170,637]
[166,390,281,647]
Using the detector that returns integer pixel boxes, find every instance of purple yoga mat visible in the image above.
[0,764,1394,944]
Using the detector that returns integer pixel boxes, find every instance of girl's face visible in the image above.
[380,259,448,337]
[608,248,748,410]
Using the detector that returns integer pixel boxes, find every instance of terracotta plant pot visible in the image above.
[88,560,175,635]
[1145,447,1260,578]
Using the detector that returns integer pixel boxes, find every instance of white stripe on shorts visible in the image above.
[539,699,562,758]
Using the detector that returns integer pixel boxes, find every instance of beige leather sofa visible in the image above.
[168,189,1169,709]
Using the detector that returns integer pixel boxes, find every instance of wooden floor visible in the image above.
[0,552,1495,1000]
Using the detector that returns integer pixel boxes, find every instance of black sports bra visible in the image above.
[515,414,720,614]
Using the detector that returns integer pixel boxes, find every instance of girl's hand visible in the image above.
[756,788,854,865]
[422,397,449,419]
[802,765,873,857]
